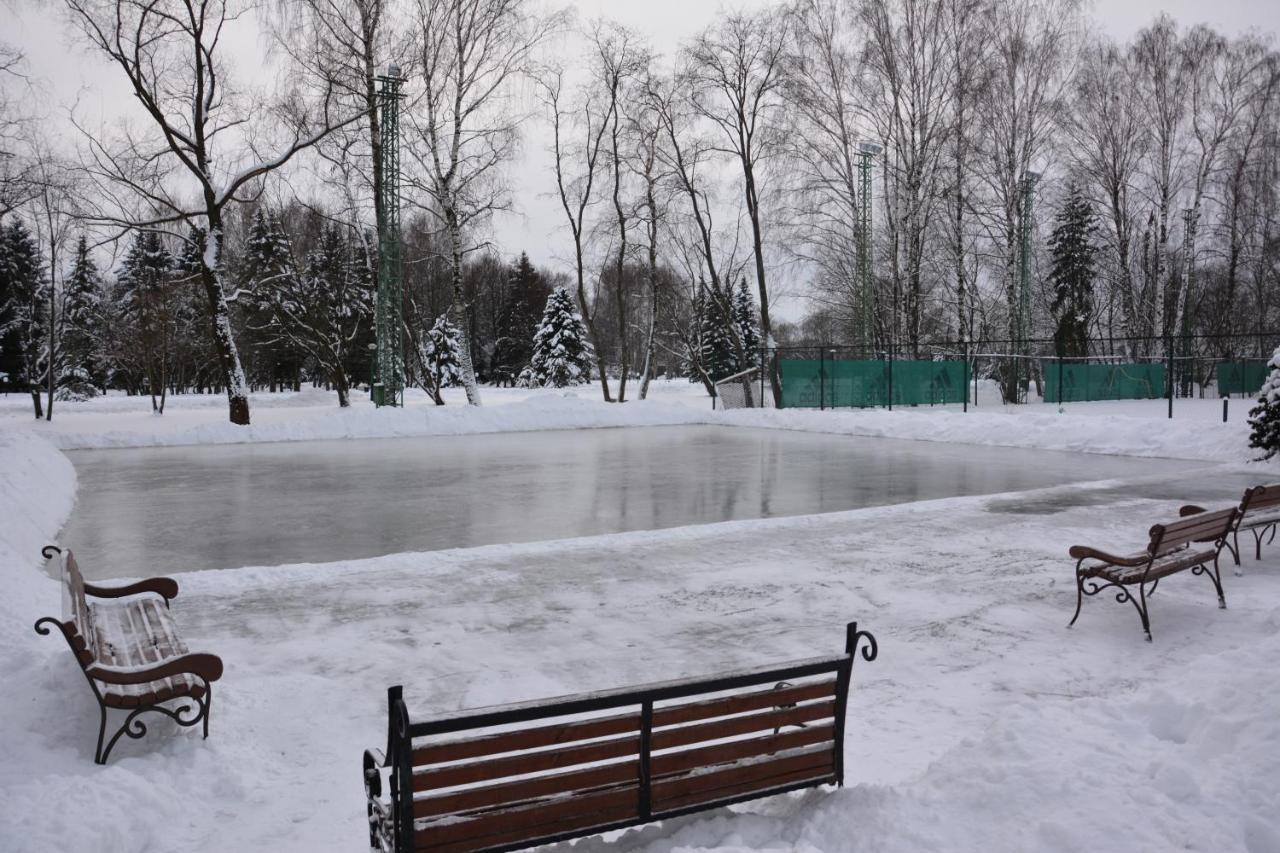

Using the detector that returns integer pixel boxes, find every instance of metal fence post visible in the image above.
[820,348,826,411]
[1167,343,1174,419]
[1058,358,1064,406]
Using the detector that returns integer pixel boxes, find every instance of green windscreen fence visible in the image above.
[1040,361,1166,402]
[779,359,968,408]
[1216,360,1268,396]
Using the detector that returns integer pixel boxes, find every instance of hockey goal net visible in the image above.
[713,366,775,409]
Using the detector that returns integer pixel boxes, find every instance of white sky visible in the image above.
[5,0,1280,318]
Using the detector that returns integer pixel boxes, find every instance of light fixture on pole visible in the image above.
[1018,171,1041,402]
[857,142,882,352]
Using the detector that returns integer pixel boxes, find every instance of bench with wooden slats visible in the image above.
[1068,507,1237,641]
[1182,482,1280,572]
[35,545,224,764]
[363,622,878,853]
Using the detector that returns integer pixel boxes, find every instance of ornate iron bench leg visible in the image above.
[95,704,109,765]
[204,685,212,739]
[1068,561,1087,628]
[1191,559,1227,610]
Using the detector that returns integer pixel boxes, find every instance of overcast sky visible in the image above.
[5,0,1279,317]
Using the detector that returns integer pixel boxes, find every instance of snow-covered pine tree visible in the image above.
[415,314,463,404]
[1048,184,1097,359]
[733,277,760,370]
[521,286,594,388]
[697,281,737,382]
[1248,346,1280,459]
[116,231,175,412]
[59,235,106,398]
[0,218,50,417]
[241,210,306,391]
[491,253,549,385]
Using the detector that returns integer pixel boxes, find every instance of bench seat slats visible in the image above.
[652,745,836,814]
[413,761,640,819]
[413,734,641,792]
[651,699,835,752]
[412,711,640,766]
[652,679,836,728]
[1082,546,1216,585]
[89,597,205,708]
[415,785,640,851]
[651,722,836,778]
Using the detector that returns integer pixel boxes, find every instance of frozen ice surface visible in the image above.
[61,425,1215,578]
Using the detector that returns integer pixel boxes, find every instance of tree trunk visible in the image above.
[198,214,251,425]
[741,159,780,406]
[446,212,482,406]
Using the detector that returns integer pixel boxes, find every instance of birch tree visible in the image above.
[408,0,558,406]
[65,0,361,424]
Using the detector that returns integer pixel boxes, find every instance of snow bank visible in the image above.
[598,613,1280,853]
[25,394,711,450]
[0,432,76,647]
[716,404,1252,462]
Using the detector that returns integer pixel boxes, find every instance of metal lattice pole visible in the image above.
[857,142,881,352]
[1179,207,1197,397]
[375,66,405,408]
[1018,171,1040,402]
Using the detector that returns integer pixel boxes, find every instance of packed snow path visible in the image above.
[62,426,1195,578]
[5,467,1279,852]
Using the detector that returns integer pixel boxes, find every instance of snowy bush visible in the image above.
[1248,346,1280,459]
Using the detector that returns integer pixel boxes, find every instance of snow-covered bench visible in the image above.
[34,546,224,764]
[1181,483,1280,573]
[362,622,878,853]
[1068,507,1237,641]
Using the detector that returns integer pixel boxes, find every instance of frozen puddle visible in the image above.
[61,425,1196,578]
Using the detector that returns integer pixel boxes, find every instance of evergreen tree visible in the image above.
[0,218,49,416]
[491,252,550,385]
[1248,346,1280,459]
[733,277,760,370]
[241,210,305,391]
[415,314,463,404]
[116,231,175,411]
[1048,184,1097,359]
[697,281,736,382]
[59,236,105,398]
[520,286,593,387]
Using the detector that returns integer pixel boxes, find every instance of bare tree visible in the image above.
[858,0,951,356]
[542,63,616,402]
[408,0,557,406]
[685,7,790,405]
[65,0,361,424]
[1064,37,1150,350]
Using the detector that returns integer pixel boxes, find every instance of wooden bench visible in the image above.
[362,622,878,853]
[1182,483,1280,573]
[1068,508,1237,641]
[34,546,224,764]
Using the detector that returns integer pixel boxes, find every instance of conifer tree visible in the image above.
[0,219,48,416]
[116,231,175,412]
[241,210,305,391]
[1048,184,1097,359]
[1248,346,1280,459]
[697,281,736,382]
[733,277,760,370]
[491,253,550,385]
[521,286,593,388]
[415,314,463,404]
[59,236,105,398]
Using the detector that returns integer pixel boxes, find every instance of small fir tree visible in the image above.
[416,314,463,404]
[1248,346,1280,459]
[491,252,550,384]
[521,286,593,387]
[59,236,106,398]
[697,281,737,382]
[733,277,760,370]
[116,230,175,412]
[1047,184,1097,359]
[0,218,50,416]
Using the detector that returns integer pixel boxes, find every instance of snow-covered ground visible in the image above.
[2,388,1278,852]
[0,381,1259,463]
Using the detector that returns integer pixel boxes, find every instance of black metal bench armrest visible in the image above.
[83,577,180,604]
[85,652,224,685]
[1068,545,1146,566]
[1179,505,1207,517]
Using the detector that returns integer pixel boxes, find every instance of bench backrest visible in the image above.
[1241,484,1280,518]
[52,548,97,665]
[1148,507,1237,557]
[375,624,877,853]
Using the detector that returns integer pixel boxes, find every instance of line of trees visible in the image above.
[3,0,1279,418]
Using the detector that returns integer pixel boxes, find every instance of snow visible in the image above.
[2,387,1280,852]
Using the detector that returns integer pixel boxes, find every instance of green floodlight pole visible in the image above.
[1018,171,1040,403]
[857,142,882,354]
[374,65,406,408]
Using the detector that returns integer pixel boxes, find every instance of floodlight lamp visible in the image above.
[388,64,402,79]
[859,142,883,155]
